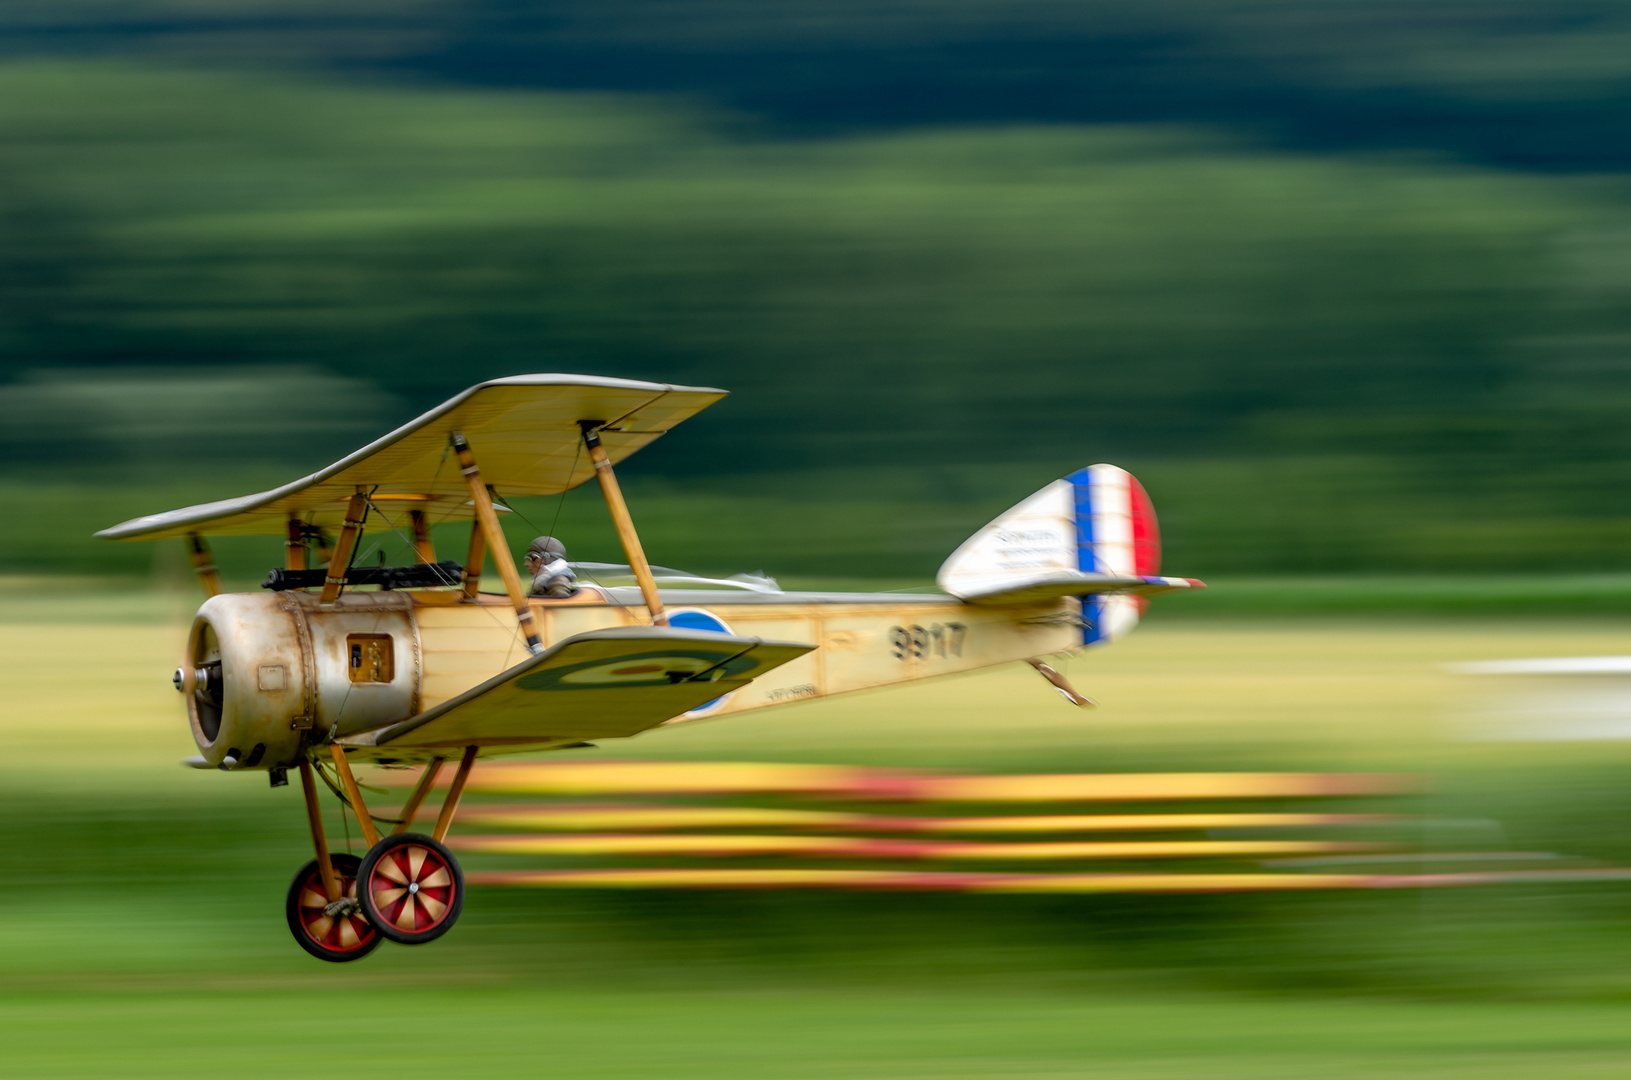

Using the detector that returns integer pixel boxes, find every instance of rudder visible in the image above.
[937,464,1198,646]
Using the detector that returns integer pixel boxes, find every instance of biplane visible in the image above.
[98,375,1202,962]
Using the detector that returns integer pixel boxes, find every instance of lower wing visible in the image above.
[342,626,814,755]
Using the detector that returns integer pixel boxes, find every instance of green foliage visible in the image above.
[1,64,1631,573]
[8,1,1631,169]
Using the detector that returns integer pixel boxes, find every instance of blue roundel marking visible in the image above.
[669,610,729,634]
[667,609,732,714]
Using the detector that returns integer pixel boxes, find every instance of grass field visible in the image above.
[5,578,1631,1077]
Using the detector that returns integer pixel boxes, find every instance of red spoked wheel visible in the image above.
[358,833,465,945]
[285,853,381,963]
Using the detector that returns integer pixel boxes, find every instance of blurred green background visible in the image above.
[2,6,1631,580]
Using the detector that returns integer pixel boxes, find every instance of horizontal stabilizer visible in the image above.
[344,626,814,751]
[960,572,1205,607]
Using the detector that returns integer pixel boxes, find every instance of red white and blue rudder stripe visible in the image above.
[936,463,1200,647]
[1070,464,1159,645]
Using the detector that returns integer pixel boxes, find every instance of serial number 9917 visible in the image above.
[890,623,967,661]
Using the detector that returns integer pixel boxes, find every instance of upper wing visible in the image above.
[341,626,815,752]
[958,572,1205,606]
[96,374,726,540]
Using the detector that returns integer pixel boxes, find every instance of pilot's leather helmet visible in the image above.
[528,536,567,559]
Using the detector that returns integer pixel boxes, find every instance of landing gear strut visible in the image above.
[289,747,478,962]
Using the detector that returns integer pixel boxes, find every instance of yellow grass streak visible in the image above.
[452,833,1388,860]
[449,804,1398,833]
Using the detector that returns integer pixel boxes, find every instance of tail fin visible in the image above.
[936,464,1202,645]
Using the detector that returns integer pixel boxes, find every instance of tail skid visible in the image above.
[1027,658,1094,707]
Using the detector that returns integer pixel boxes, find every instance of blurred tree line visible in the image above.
[9,0,1631,169]
[0,4,1629,579]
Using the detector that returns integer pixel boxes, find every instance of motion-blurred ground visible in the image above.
[5,579,1631,1077]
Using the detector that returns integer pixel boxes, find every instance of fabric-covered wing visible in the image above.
[97,374,725,540]
[343,626,815,751]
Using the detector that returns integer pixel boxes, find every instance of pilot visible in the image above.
[525,536,578,598]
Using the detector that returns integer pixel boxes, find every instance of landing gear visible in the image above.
[289,747,478,961]
[358,833,465,945]
[285,853,380,963]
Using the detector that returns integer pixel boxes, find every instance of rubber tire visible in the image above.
[357,833,465,946]
[285,853,382,963]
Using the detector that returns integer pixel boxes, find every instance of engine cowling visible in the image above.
[179,592,419,770]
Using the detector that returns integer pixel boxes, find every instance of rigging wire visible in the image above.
[361,493,460,588]
[357,490,555,670]
[546,438,583,542]
[316,758,397,830]
[490,480,631,618]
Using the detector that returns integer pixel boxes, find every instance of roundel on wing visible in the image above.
[665,608,736,716]
[517,648,755,691]
[668,609,730,635]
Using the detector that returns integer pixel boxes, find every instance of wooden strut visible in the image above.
[433,746,479,843]
[285,517,307,572]
[451,431,542,654]
[298,760,340,903]
[1027,658,1094,708]
[409,509,436,564]
[460,508,487,600]
[185,534,222,598]
[319,488,370,605]
[329,743,381,849]
[392,757,446,836]
[581,424,667,626]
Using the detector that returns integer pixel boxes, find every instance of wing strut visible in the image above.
[452,432,543,654]
[409,509,436,563]
[185,534,222,597]
[460,505,486,600]
[582,423,668,626]
[284,516,307,572]
[319,489,369,604]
